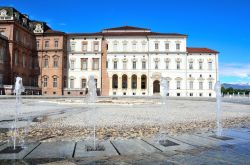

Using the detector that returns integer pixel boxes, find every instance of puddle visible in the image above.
[0,146,23,154]
[210,135,234,140]
[159,140,179,147]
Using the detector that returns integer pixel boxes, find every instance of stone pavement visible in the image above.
[0,128,249,164]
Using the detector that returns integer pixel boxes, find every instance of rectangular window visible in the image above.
[14,51,18,65]
[133,61,136,69]
[189,62,193,69]
[142,43,146,51]
[114,61,117,69]
[176,43,180,50]
[199,82,203,90]
[113,43,118,51]
[106,61,108,69]
[189,81,193,90]
[70,79,74,88]
[208,62,212,70]
[123,61,127,69]
[177,81,181,89]
[165,43,169,50]
[166,61,169,69]
[53,57,58,68]
[142,61,146,69]
[177,62,180,70]
[22,55,26,67]
[81,58,88,70]
[0,74,3,85]
[45,41,49,48]
[0,47,4,63]
[44,59,48,68]
[93,58,99,70]
[94,42,99,51]
[209,82,213,90]
[53,77,57,88]
[43,77,48,87]
[54,40,58,48]
[132,43,137,51]
[155,61,158,69]
[70,60,75,70]
[36,41,40,49]
[82,79,86,88]
[71,43,75,52]
[199,62,203,70]
[82,42,87,52]
[155,43,159,50]
[123,43,127,51]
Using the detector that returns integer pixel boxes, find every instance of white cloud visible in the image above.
[220,63,250,78]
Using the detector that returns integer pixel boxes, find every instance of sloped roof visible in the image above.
[187,47,218,53]
[103,26,150,31]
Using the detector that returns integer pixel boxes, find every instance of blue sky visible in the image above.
[1,0,250,84]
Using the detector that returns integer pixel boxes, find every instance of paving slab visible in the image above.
[0,142,5,146]
[111,139,160,155]
[74,140,118,158]
[169,134,220,148]
[195,132,248,146]
[222,129,250,140]
[0,142,40,159]
[25,141,75,159]
[142,136,194,154]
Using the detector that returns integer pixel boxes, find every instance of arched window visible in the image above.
[43,76,48,87]
[141,75,147,89]
[131,74,137,89]
[52,76,58,88]
[112,74,118,89]
[122,75,127,89]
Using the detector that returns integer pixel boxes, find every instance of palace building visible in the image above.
[0,7,219,97]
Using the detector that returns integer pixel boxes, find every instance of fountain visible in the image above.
[214,81,222,137]
[11,77,25,150]
[85,75,98,150]
[160,78,168,110]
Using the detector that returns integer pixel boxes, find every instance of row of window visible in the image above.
[70,58,99,70]
[0,46,6,63]
[43,57,60,68]
[37,40,59,49]
[70,42,99,52]
[68,78,97,89]
[110,42,180,52]
[110,61,213,70]
[112,92,212,97]
[14,51,36,68]
[43,76,58,88]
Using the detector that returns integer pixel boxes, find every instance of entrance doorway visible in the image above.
[153,80,160,93]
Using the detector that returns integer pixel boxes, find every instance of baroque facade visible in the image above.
[0,7,219,97]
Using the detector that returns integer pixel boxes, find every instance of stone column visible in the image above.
[118,76,122,91]
[137,75,141,92]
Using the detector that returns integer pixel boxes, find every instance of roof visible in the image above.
[103,26,150,31]
[67,32,103,36]
[44,29,65,35]
[187,47,218,53]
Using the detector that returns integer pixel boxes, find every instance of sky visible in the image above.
[1,0,250,84]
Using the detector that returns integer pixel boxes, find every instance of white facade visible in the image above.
[66,36,102,94]
[66,26,218,97]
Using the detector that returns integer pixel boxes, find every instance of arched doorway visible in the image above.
[153,80,160,93]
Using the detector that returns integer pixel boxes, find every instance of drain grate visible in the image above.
[85,144,105,151]
[159,140,179,147]
[210,135,234,140]
[0,146,23,154]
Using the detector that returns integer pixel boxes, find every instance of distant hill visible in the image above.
[222,83,250,89]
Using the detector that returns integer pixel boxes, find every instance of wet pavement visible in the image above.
[0,128,249,164]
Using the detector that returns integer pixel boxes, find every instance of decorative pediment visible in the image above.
[207,77,214,81]
[162,77,172,80]
[207,58,213,62]
[154,58,160,62]
[164,58,170,62]
[151,72,161,80]
[33,24,44,33]
[112,58,119,62]
[122,40,128,44]
[197,77,205,81]
[197,58,204,62]
[188,58,194,62]
[14,12,19,19]
[131,58,137,62]
[141,58,147,62]
[0,9,7,17]
[175,77,183,80]
[70,58,76,61]
[187,77,195,81]
[122,58,127,62]
[69,76,76,79]
[175,58,182,62]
